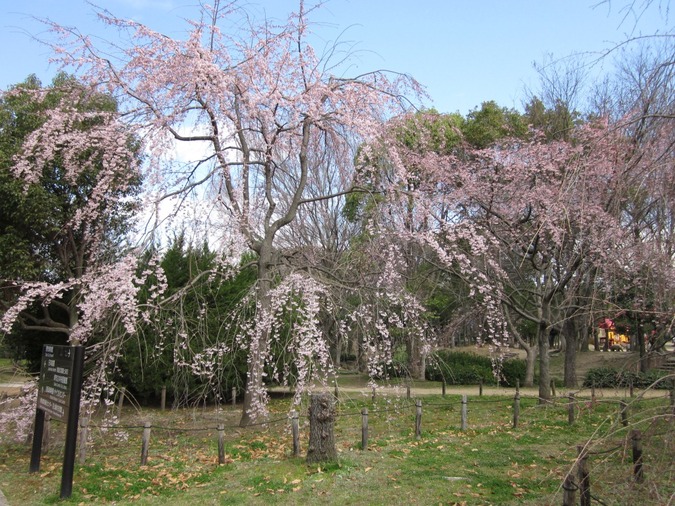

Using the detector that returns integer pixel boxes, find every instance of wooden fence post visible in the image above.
[371,386,376,403]
[140,421,152,466]
[513,392,520,429]
[415,399,423,439]
[620,399,629,427]
[161,386,166,411]
[568,393,575,425]
[442,380,446,398]
[591,383,596,409]
[231,387,237,407]
[479,380,483,397]
[334,383,339,401]
[562,472,576,506]
[78,417,89,465]
[217,424,225,464]
[406,384,411,400]
[117,387,126,420]
[291,410,300,457]
[461,394,468,431]
[577,445,590,506]
[631,429,644,483]
[361,408,368,450]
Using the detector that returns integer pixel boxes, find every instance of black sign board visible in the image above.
[37,345,74,421]
[30,344,85,499]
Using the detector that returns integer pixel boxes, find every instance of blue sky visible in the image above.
[1,0,671,115]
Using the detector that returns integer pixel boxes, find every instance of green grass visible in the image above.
[1,389,673,505]
[0,357,31,384]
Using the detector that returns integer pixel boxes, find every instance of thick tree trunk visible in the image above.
[563,318,578,388]
[306,393,337,464]
[524,345,536,387]
[579,326,590,352]
[564,333,578,388]
[538,321,551,403]
[240,250,273,427]
[407,335,426,380]
[503,305,535,387]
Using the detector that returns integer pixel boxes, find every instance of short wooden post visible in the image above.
[562,472,576,506]
[371,386,376,403]
[140,421,152,465]
[631,429,644,483]
[461,394,468,430]
[577,445,590,506]
[217,424,225,464]
[406,383,411,400]
[629,378,634,398]
[568,393,575,425]
[550,379,556,398]
[334,383,339,401]
[117,387,126,420]
[442,380,446,398]
[479,379,483,397]
[160,386,166,411]
[591,383,596,409]
[620,399,629,427]
[291,410,300,457]
[415,399,422,439]
[513,392,520,429]
[361,408,369,450]
[78,417,89,465]
[231,387,237,407]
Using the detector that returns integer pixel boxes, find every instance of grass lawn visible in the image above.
[1,383,673,505]
[0,357,31,385]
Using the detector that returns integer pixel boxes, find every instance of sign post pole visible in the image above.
[60,344,84,499]
[29,408,46,473]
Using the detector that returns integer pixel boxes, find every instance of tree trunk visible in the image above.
[563,318,578,388]
[563,333,578,388]
[637,318,648,373]
[306,393,337,464]
[240,250,273,427]
[538,320,551,403]
[503,306,535,387]
[407,334,426,380]
[524,345,536,387]
[579,326,590,352]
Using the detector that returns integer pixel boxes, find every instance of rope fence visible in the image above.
[30,381,674,505]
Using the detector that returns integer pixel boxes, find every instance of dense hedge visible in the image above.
[426,350,526,386]
[583,367,670,390]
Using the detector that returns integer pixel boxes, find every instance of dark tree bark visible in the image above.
[306,392,337,464]
[563,318,579,388]
[563,333,578,388]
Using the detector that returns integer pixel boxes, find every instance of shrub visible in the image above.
[583,367,669,389]
[426,350,527,386]
[500,358,527,387]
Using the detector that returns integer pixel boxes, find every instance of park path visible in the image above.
[270,383,668,399]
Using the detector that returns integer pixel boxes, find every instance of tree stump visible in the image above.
[306,393,337,464]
